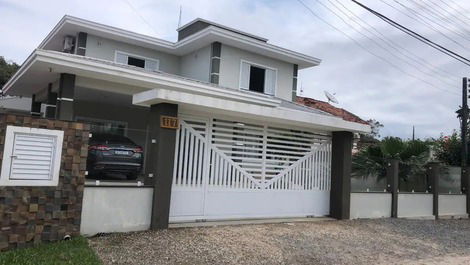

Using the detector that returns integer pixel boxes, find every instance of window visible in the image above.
[115,51,159,71]
[240,61,277,95]
[0,126,64,186]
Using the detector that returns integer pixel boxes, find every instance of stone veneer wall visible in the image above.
[0,113,89,250]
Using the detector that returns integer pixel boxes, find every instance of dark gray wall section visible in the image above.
[145,103,178,229]
[56,73,75,121]
[45,84,57,119]
[30,94,41,116]
[76,32,87,56]
[292,64,298,101]
[428,162,440,219]
[330,131,353,219]
[178,21,211,41]
[464,168,470,214]
[387,160,399,218]
[210,42,221,84]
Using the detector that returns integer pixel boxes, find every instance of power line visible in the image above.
[121,0,159,36]
[427,0,470,28]
[315,0,452,86]
[329,0,457,86]
[408,0,470,44]
[295,0,459,96]
[378,0,467,50]
[444,0,470,24]
[352,0,470,67]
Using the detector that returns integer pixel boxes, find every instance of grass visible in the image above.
[0,237,102,265]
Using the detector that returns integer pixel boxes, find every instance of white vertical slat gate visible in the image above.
[169,116,332,222]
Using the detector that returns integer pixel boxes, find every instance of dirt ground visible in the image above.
[89,218,470,265]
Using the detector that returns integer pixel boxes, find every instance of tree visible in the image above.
[0,56,20,89]
[366,119,384,139]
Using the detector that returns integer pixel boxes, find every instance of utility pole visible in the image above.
[412,126,415,141]
[461,77,468,168]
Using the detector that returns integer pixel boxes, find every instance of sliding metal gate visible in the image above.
[169,115,332,222]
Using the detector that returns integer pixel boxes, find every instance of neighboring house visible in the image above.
[2,16,369,228]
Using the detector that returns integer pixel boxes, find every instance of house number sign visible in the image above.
[160,116,179,129]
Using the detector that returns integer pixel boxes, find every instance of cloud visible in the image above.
[0,0,466,139]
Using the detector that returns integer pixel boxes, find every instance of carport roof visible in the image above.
[2,49,370,133]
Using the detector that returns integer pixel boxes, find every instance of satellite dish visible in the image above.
[324,91,339,104]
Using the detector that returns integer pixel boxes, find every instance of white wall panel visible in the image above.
[80,187,153,236]
[350,193,391,219]
[439,195,467,216]
[398,193,433,218]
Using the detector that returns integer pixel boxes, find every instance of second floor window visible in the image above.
[240,61,276,95]
[115,51,159,71]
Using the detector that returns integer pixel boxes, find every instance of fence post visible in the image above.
[462,167,470,215]
[386,159,399,218]
[427,162,440,220]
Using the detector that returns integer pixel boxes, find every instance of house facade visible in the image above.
[2,16,369,230]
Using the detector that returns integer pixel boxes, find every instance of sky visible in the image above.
[1,0,469,139]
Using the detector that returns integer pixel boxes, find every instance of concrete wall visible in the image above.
[85,34,180,74]
[397,193,433,218]
[350,193,391,219]
[180,45,211,82]
[439,195,467,217]
[219,44,294,101]
[80,187,153,236]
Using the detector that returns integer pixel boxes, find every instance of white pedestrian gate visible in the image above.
[169,116,332,222]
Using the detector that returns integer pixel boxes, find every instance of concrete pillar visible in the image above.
[76,32,87,56]
[45,84,57,119]
[461,167,470,214]
[30,94,41,117]
[330,131,353,219]
[386,160,399,218]
[56,73,75,121]
[427,162,440,219]
[145,103,178,229]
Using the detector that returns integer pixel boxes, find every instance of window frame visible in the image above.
[239,59,278,96]
[0,126,64,186]
[114,50,160,71]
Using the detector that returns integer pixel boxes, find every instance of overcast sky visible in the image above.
[1,0,469,139]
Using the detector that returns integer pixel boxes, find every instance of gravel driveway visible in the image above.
[89,218,470,265]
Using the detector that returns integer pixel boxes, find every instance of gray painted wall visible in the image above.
[80,187,153,236]
[219,44,294,101]
[397,193,433,218]
[179,45,211,82]
[350,193,392,219]
[85,34,180,74]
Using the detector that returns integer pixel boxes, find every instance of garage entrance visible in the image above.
[169,115,332,222]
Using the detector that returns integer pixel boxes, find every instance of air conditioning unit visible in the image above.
[63,36,75,53]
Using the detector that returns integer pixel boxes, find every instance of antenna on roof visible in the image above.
[178,6,183,28]
[324,91,339,104]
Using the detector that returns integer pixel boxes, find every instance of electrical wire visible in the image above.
[377,0,468,50]
[352,0,470,67]
[295,0,459,96]
[427,0,470,28]
[120,0,160,36]
[328,0,457,87]
[407,0,470,44]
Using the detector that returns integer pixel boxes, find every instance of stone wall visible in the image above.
[0,114,89,250]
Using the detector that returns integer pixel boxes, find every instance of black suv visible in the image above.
[87,133,143,180]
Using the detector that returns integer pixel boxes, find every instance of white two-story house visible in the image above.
[2,16,369,229]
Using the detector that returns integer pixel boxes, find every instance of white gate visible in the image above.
[169,116,332,222]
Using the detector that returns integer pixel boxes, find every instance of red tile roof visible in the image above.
[296,97,368,125]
